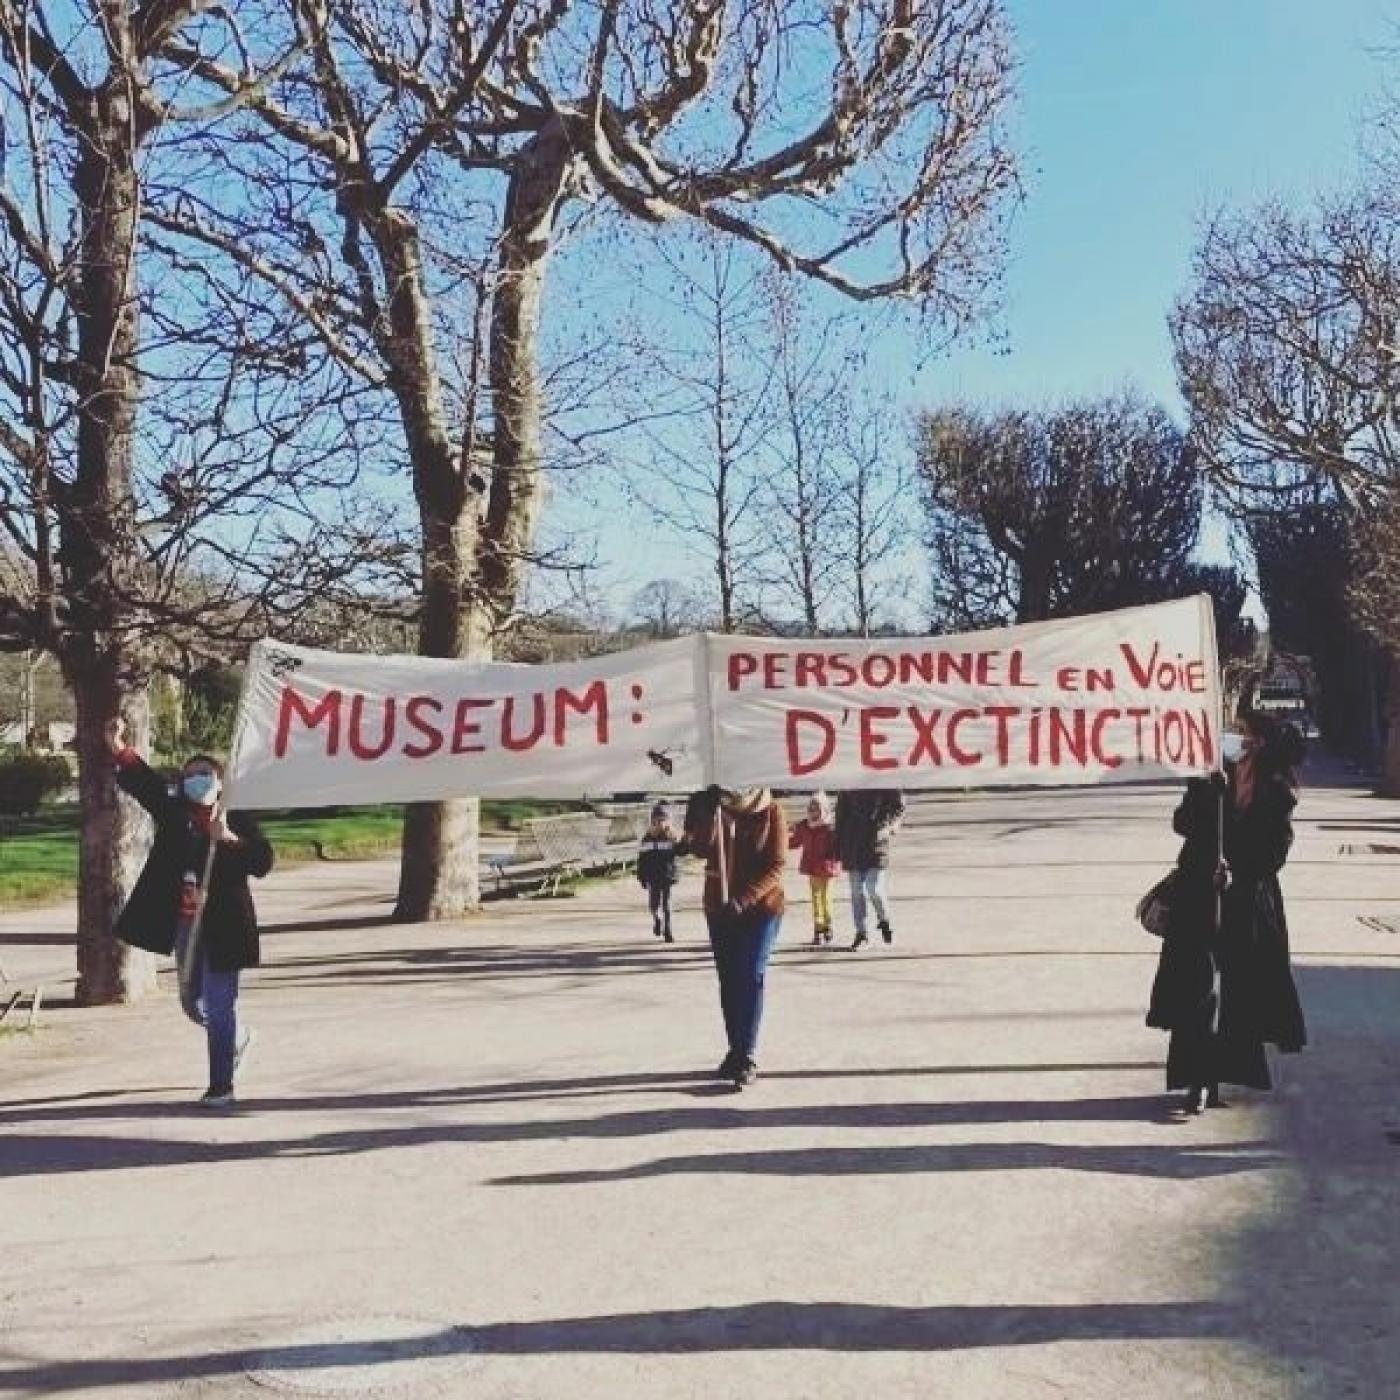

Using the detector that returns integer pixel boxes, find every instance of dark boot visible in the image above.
[731,1057,757,1089]
[879,919,893,945]
[851,930,869,950]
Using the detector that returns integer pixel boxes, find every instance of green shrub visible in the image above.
[0,752,73,816]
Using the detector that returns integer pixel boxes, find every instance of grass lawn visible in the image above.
[0,799,586,909]
[0,813,77,906]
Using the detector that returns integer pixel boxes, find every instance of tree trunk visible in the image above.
[393,120,573,920]
[397,797,482,921]
[1381,651,1400,798]
[18,651,36,742]
[1017,553,1052,624]
[479,121,572,618]
[394,508,488,921]
[1344,635,1377,767]
[369,209,491,923]
[852,487,872,636]
[717,545,736,633]
[799,522,819,633]
[72,672,155,1004]
[63,105,153,1004]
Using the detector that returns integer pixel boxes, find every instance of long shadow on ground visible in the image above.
[0,1094,1269,1179]
[0,1300,1244,1393]
[4,966,1396,1394]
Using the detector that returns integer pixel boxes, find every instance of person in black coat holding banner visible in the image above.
[106,716,274,1107]
[1148,712,1307,1113]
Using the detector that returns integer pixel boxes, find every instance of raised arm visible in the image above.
[105,717,177,820]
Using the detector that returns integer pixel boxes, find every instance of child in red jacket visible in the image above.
[788,792,841,946]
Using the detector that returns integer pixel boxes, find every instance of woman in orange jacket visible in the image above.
[683,786,788,1089]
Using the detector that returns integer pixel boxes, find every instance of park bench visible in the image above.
[593,801,653,851]
[484,812,617,897]
[0,959,71,1033]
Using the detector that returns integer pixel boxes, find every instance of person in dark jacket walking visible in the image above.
[833,789,906,949]
[637,802,680,942]
[683,785,787,1089]
[106,716,274,1107]
[1147,713,1307,1113]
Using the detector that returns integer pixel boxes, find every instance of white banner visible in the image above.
[224,597,1222,808]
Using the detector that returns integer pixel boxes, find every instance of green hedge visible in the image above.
[0,752,73,816]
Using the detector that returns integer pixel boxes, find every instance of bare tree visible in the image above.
[632,238,776,631]
[759,280,852,633]
[1174,196,1400,503]
[1351,493,1400,654]
[836,397,916,635]
[918,395,1203,626]
[761,290,916,638]
[0,3,378,1002]
[167,0,1017,909]
[631,578,706,639]
[1173,190,1400,790]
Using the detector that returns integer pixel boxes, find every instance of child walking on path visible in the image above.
[789,793,841,946]
[637,803,680,942]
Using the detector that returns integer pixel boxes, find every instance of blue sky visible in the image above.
[554,0,1394,624]
[917,0,1392,408]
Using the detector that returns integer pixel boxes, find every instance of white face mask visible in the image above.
[182,772,220,806]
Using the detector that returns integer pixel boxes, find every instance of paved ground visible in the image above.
[2,768,1399,1398]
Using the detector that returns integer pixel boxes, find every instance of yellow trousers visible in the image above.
[809,877,834,931]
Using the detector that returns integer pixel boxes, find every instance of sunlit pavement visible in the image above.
[2,765,1398,1398]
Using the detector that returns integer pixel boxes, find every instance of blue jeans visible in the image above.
[177,931,241,1094]
[849,868,890,934]
[646,882,673,934]
[706,908,783,1060]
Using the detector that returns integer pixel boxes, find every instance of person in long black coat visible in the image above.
[1148,714,1307,1112]
[1147,772,1225,1108]
[106,716,274,1106]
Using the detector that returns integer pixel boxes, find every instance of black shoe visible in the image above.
[663,930,675,944]
[716,1050,741,1079]
[731,1058,757,1089]
[851,931,869,949]
[879,920,893,945]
